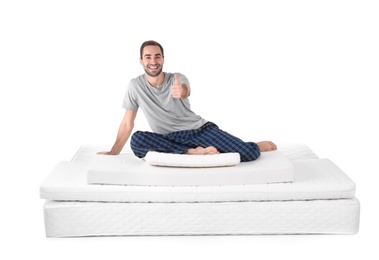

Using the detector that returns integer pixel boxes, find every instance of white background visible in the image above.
[1,0,378,259]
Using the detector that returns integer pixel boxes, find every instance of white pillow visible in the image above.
[145,151,241,168]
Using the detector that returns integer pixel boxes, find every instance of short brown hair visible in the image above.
[140,40,164,59]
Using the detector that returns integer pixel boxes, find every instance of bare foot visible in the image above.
[186,146,220,155]
[257,141,277,152]
[204,146,220,155]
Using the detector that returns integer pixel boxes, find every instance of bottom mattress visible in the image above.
[43,198,360,237]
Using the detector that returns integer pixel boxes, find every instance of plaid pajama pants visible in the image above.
[130,122,260,162]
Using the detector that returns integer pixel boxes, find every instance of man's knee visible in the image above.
[131,131,164,158]
[130,131,150,146]
[240,143,261,162]
[130,131,147,157]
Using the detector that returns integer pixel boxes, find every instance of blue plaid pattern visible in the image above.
[130,122,260,162]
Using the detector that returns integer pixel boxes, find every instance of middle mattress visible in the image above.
[40,145,356,203]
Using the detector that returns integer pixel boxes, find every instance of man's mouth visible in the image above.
[148,65,159,70]
[145,64,162,76]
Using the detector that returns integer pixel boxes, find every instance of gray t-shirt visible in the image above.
[122,72,207,134]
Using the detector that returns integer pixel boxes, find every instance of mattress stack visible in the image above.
[40,144,360,237]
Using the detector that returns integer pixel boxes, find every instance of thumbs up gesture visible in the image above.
[171,74,186,99]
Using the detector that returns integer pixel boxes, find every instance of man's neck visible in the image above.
[145,72,165,88]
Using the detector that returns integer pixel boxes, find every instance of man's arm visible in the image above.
[97,109,137,155]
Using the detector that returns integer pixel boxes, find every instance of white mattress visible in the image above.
[41,143,360,237]
[39,144,356,203]
[43,198,360,237]
[87,150,294,186]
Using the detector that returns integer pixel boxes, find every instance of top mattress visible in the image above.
[39,144,356,203]
[87,150,294,186]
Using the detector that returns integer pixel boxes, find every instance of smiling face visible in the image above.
[140,45,164,77]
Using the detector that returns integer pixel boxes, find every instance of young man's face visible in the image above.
[140,45,164,77]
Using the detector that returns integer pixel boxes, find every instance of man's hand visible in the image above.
[97,151,112,155]
[171,74,188,99]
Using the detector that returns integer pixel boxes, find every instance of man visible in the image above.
[98,40,277,161]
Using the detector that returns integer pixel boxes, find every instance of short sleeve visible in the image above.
[178,73,190,86]
[122,80,139,110]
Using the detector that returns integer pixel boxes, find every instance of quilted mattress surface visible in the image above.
[43,198,360,237]
[39,144,356,203]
